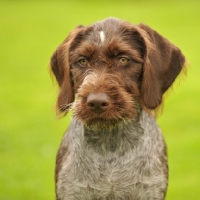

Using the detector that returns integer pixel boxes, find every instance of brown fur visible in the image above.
[51,19,185,116]
[50,18,186,200]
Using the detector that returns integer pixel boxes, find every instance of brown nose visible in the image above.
[87,93,110,114]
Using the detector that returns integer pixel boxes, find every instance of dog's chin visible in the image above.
[73,106,140,129]
[76,115,136,130]
[84,118,121,129]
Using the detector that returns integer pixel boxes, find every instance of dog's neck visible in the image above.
[82,112,145,155]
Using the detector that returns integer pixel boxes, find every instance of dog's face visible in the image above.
[51,18,185,126]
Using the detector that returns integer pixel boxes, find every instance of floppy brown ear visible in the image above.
[50,26,84,114]
[138,23,186,109]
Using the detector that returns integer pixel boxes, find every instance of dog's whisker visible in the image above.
[59,102,74,110]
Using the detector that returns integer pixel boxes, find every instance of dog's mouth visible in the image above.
[73,91,138,128]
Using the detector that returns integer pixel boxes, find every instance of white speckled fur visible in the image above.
[56,112,168,200]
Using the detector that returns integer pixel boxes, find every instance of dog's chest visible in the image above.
[56,116,168,199]
[74,148,140,189]
[58,147,144,199]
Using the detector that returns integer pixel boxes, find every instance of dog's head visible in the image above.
[50,18,186,123]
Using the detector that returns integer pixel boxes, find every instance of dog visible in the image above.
[50,18,186,200]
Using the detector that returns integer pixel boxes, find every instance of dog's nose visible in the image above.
[87,93,110,113]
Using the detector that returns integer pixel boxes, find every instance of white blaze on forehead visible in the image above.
[99,31,105,43]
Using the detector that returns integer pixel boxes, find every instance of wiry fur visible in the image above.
[50,18,186,200]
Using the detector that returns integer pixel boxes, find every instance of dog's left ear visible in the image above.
[138,24,186,109]
[50,25,84,114]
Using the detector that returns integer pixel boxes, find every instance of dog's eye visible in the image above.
[119,57,129,64]
[79,58,88,66]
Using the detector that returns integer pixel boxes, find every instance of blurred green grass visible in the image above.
[0,0,199,199]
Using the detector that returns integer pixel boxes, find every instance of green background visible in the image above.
[0,0,199,199]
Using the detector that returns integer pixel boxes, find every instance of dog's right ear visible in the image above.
[50,26,84,115]
[137,24,186,110]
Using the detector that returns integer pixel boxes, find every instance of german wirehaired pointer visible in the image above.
[50,18,186,200]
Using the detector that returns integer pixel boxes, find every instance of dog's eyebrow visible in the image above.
[105,42,144,63]
[71,41,98,59]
